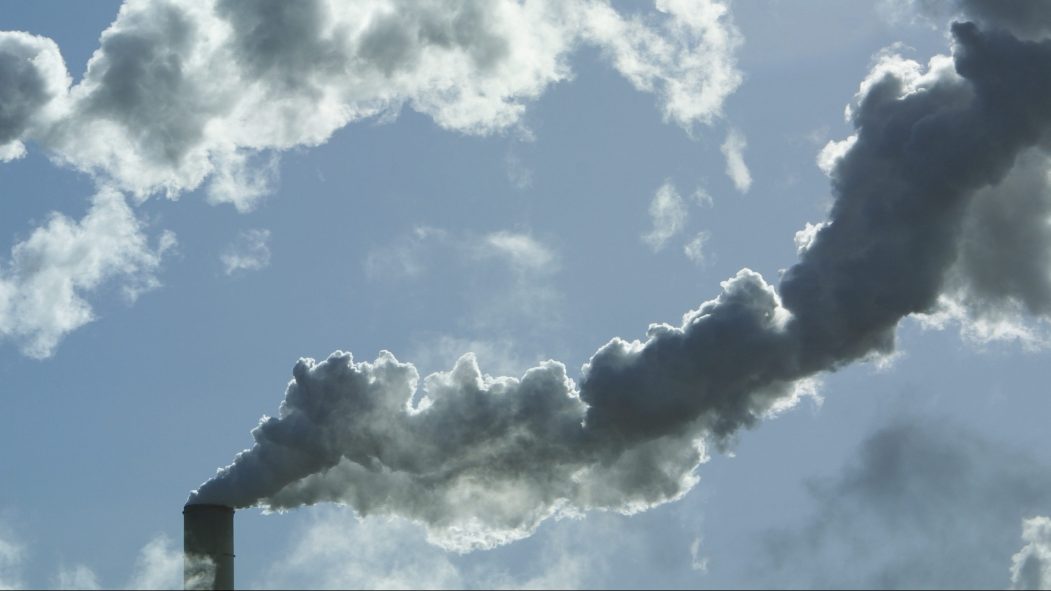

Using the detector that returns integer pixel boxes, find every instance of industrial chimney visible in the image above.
[183,504,234,590]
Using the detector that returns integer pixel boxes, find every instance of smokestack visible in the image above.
[183,504,234,590]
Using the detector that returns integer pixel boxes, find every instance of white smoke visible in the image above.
[1012,517,1051,591]
[191,19,1051,551]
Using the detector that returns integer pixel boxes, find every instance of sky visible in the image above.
[2,0,1051,589]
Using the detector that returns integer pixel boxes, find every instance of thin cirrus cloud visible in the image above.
[188,16,1051,554]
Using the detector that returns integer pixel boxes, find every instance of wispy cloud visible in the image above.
[0,188,175,358]
[220,229,271,276]
[720,128,751,193]
[480,231,557,273]
[643,181,689,251]
[1011,516,1051,590]
[683,232,711,265]
[0,524,23,591]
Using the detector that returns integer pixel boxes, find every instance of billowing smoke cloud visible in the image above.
[1012,517,1051,590]
[191,21,1051,550]
[2,0,741,211]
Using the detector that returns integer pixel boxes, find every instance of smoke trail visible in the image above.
[191,22,1051,550]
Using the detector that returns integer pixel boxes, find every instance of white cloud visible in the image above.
[504,150,534,190]
[0,31,70,162]
[583,0,743,131]
[720,128,751,192]
[683,231,711,264]
[364,225,449,282]
[0,526,23,591]
[817,134,857,176]
[481,231,557,273]
[54,565,100,590]
[2,0,742,208]
[1012,516,1051,590]
[0,188,175,358]
[0,0,745,357]
[692,185,714,207]
[220,228,272,276]
[643,181,689,251]
[689,536,709,573]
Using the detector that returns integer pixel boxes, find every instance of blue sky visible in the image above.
[2,1,1051,588]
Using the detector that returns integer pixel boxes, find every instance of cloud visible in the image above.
[720,128,751,193]
[0,0,745,357]
[365,227,563,337]
[689,536,709,573]
[190,22,1051,551]
[364,225,448,282]
[504,150,533,190]
[683,231,711,265]
[0,188,175,358]
[221,228,272,276]
[54,565,100,590]
[582,0,743,130]
[3,0,742,207]
[480,232,557,273]
[0,31,69,162]
[642,180,688,251]
[760,418,1051,589]
[0,525,23,591]
[1012,516,1051,590]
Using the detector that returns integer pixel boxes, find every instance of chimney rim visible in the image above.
[183,503,234,515]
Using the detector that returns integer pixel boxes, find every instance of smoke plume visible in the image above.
[191,21,1051,550]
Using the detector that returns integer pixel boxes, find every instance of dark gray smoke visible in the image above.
[192,22,1051,550]
[761,418,1051,588]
